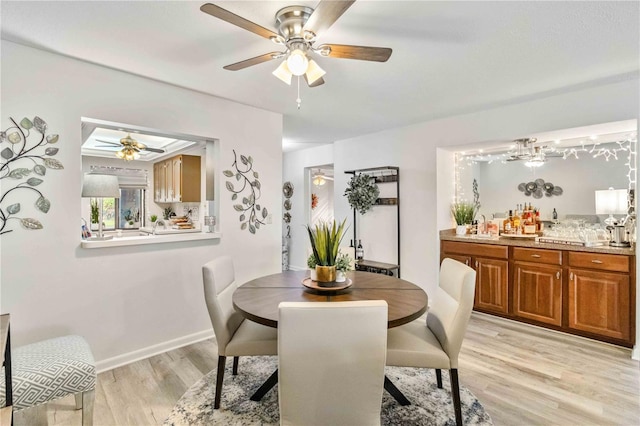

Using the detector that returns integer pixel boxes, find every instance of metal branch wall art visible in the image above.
[223,150,268,234]
[0,116,63,236]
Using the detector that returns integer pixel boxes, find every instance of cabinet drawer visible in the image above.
[513,247,562,265]
[568,252,629,273]
[442,241,508,259]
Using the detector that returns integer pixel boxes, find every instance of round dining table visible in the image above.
[233,270,428,328]
[232,269,428,406]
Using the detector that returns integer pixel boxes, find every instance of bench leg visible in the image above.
[15,403,47,426]
[81,389,95,426]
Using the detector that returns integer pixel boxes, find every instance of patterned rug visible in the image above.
[165,356,493,426]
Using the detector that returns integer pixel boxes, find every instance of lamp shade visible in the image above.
[595,188,627,215]
[82,174,121,198]
[273,60,293,85]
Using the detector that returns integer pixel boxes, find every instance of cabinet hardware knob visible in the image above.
[556,271,560,280]
[531,254,541,258]
[569,272,574,281]
[465,259,469,266]
[591,259,603,264]
[475,260,478,268]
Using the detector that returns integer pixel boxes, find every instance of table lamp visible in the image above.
[595,187,628,226]
[82,173,120,240]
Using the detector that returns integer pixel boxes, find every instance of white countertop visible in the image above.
[80,231,221,249]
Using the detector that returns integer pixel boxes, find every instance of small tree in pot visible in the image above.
[451,201,478,235]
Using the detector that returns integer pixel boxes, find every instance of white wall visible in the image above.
[0,41,283,369]
[286,77,639,305]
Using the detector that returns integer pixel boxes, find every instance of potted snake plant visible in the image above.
[306,218,348,282]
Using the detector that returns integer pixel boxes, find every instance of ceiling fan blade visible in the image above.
[303,0,355,36]
[142,147,165,153]
[95,139,122,146]
[223,52,282,71]
[304,74,325,88]
[200,3,279,40]
[318,44,392,62]
[95,145,120,149]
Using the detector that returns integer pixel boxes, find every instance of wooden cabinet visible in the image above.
[512,248,562,326]
[441,241,509,315]
[568,252,631,341]
[440,238,635,347]
[153,154,201,203]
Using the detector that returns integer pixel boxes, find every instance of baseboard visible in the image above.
[95,329,214,373]
[287,265,306,271]
[632,345,639,361]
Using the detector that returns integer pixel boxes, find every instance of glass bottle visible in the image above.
[552,208,558,220]
[356,240,364,260]
[503,210,513,234]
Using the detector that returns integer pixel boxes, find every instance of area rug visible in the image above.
[165,356,492,426]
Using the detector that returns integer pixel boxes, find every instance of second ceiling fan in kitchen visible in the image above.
[200,0,392,107]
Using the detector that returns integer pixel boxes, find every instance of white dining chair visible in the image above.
[386,258,476,426]
[278,301,388,426]
[202,256,278,409]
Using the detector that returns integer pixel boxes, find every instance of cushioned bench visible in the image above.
[0,335,96,425]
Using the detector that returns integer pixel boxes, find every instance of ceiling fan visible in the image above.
[96,133,165,161]
[506,138,563,167]
[200,1,392,94]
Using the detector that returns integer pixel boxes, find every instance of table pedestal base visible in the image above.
[249,370,411,406]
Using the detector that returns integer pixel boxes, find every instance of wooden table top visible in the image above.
[233,270,428,328]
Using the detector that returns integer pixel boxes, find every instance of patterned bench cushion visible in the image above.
[0,335,95,410]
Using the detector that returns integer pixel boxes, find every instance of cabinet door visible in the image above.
[513,262,562,326]
[474,258,509,314]
[172,156,182,202]
[153,163,161,202]
[165,160,174,202]
[157,161,167,202]
[568,268,630,341]
[442,254,471,268]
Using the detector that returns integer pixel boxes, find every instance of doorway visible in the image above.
[308,165,334,227]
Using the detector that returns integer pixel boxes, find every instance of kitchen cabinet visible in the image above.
[440,235,635,347]
[512,248,562,326]
[568,252,631,341]
[441,241,509,314]
[154,154,201,203]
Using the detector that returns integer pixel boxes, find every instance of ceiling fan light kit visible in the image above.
[200,1,391,108]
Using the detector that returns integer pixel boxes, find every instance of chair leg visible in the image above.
[232,356,239,375]
[214,356,226,409]
[436,369,443,388]
[81,389,95,426]
[450,368,463,426]
[75,392,83,409]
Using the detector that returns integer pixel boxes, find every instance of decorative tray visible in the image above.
[302,278,353,292]
[499,233,539,239]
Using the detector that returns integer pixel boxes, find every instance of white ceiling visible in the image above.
[2,1,639,152]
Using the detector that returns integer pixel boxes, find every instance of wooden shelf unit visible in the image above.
[345,166,400,277]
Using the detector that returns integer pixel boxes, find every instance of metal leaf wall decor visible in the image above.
[0,116,63,236]
[223,150,268,234]
[517,178,563,198]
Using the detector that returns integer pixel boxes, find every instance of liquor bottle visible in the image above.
[552,208,558,220]
[356,240,364,260]
[503,210,513,234]
[512,207,521,233]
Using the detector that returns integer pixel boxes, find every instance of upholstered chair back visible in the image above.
[427,258,476,368]
[202,256,244,355]
[278,301,388,426]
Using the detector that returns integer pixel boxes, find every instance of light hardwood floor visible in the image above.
[18,313,640,425]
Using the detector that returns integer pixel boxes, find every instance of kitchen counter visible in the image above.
[440,229,635,256]
[81,231,221,249]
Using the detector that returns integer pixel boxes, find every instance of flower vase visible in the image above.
[335,271,346,283]
[456,225,467,236]
[309,268,318,281]
[315,265,336,283]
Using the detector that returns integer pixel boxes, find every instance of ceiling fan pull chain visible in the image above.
[296,76,302,109]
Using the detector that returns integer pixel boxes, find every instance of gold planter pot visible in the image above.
[315,265,337,283]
